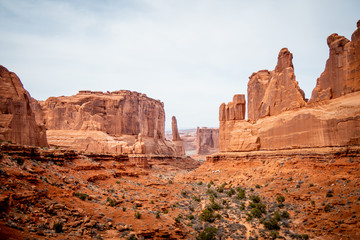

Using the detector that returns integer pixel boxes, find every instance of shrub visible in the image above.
[207,201,222,211]
[263,217,280,230]
[255,184,261,189]
[198,181,203,185]
[196,226,217,240]
[217,183,226,193]
[193,195,201,202]
[163,209,168,214]
[239,202,245,211]
[324,203,333,212]
[249,202,266,213]
[122,207,126,212]
[206,189,217,198]
[249,195,261,203]
[200,209,216,222]
[134,211,141,219]
[155,211,161,218]
[168,179,173,184]
[175,214,182,223]
[276,195,285,207]
[54,221,63,233]
[106,197,116,207]
[127,234,137,240]
[74,192,88,201]
[309,183,314,187]
[236,189,246,200]
[188,214,195,220]
[181,190,188,198]
[281,211,290,219]
[250,208,263,219]
[227,187,235,197]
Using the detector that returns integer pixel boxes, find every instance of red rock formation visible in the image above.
[171,116,185,155]
[37,90,165,138]
[171,116,181,141]
[219,21,360,152]
[0,65,47,147]
[219,94,246,121]
[32,90,178,154]
[310,20,360,102]
[196,127,219,155]
[247,48,306,122]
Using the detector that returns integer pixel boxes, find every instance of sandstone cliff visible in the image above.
[32,90,177,155]
[0,65,47,147]
[310,20,360,102]
[219,20,360,152]
[247,48,306,122]
[196,127,219,155]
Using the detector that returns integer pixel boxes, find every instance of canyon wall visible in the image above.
[32,90,179,155]
[0,65,48,147]
[197,127,219,155]
[219,21,360,152]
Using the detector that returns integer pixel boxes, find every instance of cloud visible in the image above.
[0,0,359,130]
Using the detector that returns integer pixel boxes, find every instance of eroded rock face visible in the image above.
[248,48,306,122]
[219,94,246,121]
[219,21,360,152]
[36,90,165,139]
[196,127,219,155]
[310,21,360,102]
[0,65,47,147]
[32,90,178,154]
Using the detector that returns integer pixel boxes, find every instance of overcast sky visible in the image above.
[0,0,359,130]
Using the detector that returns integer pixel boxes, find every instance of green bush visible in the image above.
[134,211,141,219]
[196,226,217,240]
[107,197,116,207]
[197,181,203,185]
[227,187,235,197]
[127,234,137,240]
[200,209,216,222]
[255,184,261,189]
[188,214,195,220]
[239,202,245,211]
[193,195,201,202]
[249,195,261,203]
[250,208,263,219]
[74,192,88,201]
[155,211,161,218]
[263,217,280,230]
[276,195,285,207]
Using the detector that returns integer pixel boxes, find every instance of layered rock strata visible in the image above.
[0,65,47,147]
[32,91,177,154]
[196,127,219,155]
[219,21,360,152]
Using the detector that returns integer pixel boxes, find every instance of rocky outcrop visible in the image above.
[310,20,360,102]
[220,92,360,151]
[247,48,306,122]
[35,90,165,138]
[196,127,219,155]
[171,116,185,155]
[32,90,178,155]
[0,65,47,147]
[219,94,246,121]
[219,21,360,152]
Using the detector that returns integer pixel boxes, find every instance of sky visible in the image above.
[0,0,359,131]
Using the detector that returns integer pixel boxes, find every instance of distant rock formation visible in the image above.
[310,20,360,102]
[219,20,360,152]
[172,116,181,141]
[196,127,219,155]
[247,48,306,122]
[32,90,178,154]
[171,116,185,155]
[0,65,48,147]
